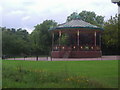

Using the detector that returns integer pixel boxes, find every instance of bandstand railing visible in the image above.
[52,45,101,51]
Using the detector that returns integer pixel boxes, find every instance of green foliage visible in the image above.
[60,34,69,45]
[67,12,81,21]
[30,20,57,55]
[3,60,118,88]
[102,14,118,47]
[2,20,57,56]
[67,11,104,27]
[2,27,31,56]
[102,14,119,55]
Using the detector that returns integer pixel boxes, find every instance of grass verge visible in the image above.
[2,60,118,88]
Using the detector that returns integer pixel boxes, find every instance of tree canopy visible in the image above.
[102,14,119,55]
[30,20,57,55]
[2,27,31,56]
[103,14,118,47]
[67,11,104,27]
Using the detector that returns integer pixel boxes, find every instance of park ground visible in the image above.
[2,59,118,88]
[5,55,119,61]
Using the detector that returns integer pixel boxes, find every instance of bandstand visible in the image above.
[49,16,103,58]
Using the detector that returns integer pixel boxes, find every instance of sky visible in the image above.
[0,0,118,33]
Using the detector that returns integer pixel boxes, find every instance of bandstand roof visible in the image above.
[49,14,103,31]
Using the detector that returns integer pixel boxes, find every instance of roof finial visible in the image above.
[71,12,81,20]
[75,10,78,13]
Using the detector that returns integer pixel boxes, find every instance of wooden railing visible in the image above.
[52,45,101,51]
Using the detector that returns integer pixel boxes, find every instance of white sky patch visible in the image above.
[0,6,2,26]
[23,27,34,34]
[1,0,118,33]
[0,6,2,12]
[8,10,24,15]
[22,16,31,21]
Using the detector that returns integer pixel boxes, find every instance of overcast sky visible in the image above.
[0,0,118,33]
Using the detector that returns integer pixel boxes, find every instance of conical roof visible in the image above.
[58,20,98,28]
[49,19,103,31]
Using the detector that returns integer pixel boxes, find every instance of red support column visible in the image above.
[94,32,96,46]
[59,31,61,46]
[99,33,101,48]
[77,30,79,46]
[52,33,54,51]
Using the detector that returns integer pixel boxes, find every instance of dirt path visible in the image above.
[5,56,119,61]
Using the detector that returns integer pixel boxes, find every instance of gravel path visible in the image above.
[5,56,120,61]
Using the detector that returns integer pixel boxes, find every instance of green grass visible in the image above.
[2,60,118,88]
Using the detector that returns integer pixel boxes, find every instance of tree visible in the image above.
[2,20,57,56]
[67,11,104,27]
[67,12,81,21]
[30,20,57,55]
[102,14,119,55]
[2,27,30,56]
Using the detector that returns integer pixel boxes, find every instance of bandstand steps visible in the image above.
[63,51,71,58]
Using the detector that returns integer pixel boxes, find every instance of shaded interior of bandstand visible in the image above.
[51,29,102,58]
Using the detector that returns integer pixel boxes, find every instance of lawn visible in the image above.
[2,60,118,88]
